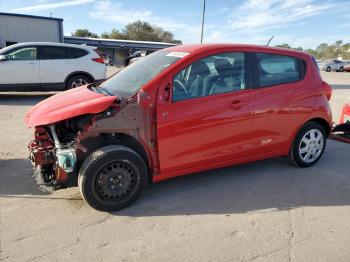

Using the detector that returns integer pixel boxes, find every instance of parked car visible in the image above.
[0,42,106,91]
[316,60,327,71]
[125,50,152,66]
[322,59,346,72]
[344,63,350,72]
[25,44,332,211]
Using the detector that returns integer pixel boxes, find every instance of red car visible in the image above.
[344,63,350,72]
[25,44,333,211]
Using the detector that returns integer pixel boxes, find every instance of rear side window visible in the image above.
[37,46,70,60]
[68,47,88,58]
[257,53,300,87]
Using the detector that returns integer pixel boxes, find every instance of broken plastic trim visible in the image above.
[331,122,350,144]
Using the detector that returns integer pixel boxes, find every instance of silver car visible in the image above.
[323,59,346,72]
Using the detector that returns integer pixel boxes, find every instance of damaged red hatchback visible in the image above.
[25,44,333,211]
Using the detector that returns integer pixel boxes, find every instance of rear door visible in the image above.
[37,46,76,88]
[0,46,40,86]
[251,52,312,155]
[156,51,253,175]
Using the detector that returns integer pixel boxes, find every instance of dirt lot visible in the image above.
[0,72,349,262]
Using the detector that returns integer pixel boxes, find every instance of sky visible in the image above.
[0,0,350,49]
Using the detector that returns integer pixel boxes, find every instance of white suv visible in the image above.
[0,42,106,91]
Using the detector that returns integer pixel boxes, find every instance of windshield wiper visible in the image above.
[97,86,113,96]
[89,84,113,96]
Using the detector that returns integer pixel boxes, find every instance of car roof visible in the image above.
[165,43,310,58]
[0,42,96,53]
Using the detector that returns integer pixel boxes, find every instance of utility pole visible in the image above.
[200,0,206,44]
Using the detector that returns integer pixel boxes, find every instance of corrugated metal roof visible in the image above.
[64,36,178,50]
[0,12,63,21]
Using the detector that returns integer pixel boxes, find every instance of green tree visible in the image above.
[102,21,182,44]
[274,43,292,49]
[272,41,350,60]
[72,29,99,38]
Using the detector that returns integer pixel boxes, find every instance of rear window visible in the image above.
[257,53,301,87]
[38,46,70,60]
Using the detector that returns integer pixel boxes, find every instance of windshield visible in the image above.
[99,50,189,96]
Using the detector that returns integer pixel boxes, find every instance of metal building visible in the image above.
[0,12,63,47]
[64,36,177,66]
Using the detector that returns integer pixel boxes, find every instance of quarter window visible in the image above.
[173,52,246,102]
[68,48,88,58]
[257,53,300,87]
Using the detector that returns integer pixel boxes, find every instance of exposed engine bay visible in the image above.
[28,121,81,189]
[27,91,157,191]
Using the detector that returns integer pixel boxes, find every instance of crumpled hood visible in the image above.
[25,86,116,127]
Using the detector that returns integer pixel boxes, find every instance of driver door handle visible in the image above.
[230,100,248,110]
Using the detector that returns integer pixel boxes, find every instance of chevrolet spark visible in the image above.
[25,44,333,212]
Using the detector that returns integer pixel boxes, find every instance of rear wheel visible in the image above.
[66,74,92,89]
[340,66,344,72]
[78,145,148,212]
[289,122,326,167]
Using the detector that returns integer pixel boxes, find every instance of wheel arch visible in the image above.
[79,132,152,179]
[64,71,95,89]
[109,133,151,175]
[288,116,332,152]
[307,117,331,137]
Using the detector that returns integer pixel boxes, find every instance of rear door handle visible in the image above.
[230,100,248,110]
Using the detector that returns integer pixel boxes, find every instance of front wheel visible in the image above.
[326,67,331,72]
[78,145,148,212]
[289,122,326,167]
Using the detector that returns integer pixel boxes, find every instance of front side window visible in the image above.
[37,46,70,60]
[5,47,36,60]
[257,53,300,87]
[173,52,246,102]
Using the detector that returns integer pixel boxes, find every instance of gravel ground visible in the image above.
[0,71,349,262]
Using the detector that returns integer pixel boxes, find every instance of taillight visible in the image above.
[92,49,105,64]
[91,57,105,64]
[322,81,332,101]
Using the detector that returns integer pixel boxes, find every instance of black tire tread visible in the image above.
[65,74,92,89]
[78,145,147,211]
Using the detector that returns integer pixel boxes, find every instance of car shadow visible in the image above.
[1,141,349,216]
[114,140,350,216]
[0,93,55,106]
[0,158,50,196]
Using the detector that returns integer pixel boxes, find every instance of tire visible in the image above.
[340,67,344,72]
[78,145,148,212]
[326,67,331,72]
[289,122,326,167]
[66,74,92,89]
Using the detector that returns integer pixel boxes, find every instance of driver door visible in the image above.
[156,52,253,176]
[0,46,40,86]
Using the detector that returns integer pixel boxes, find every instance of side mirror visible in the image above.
[0,55,7,62]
